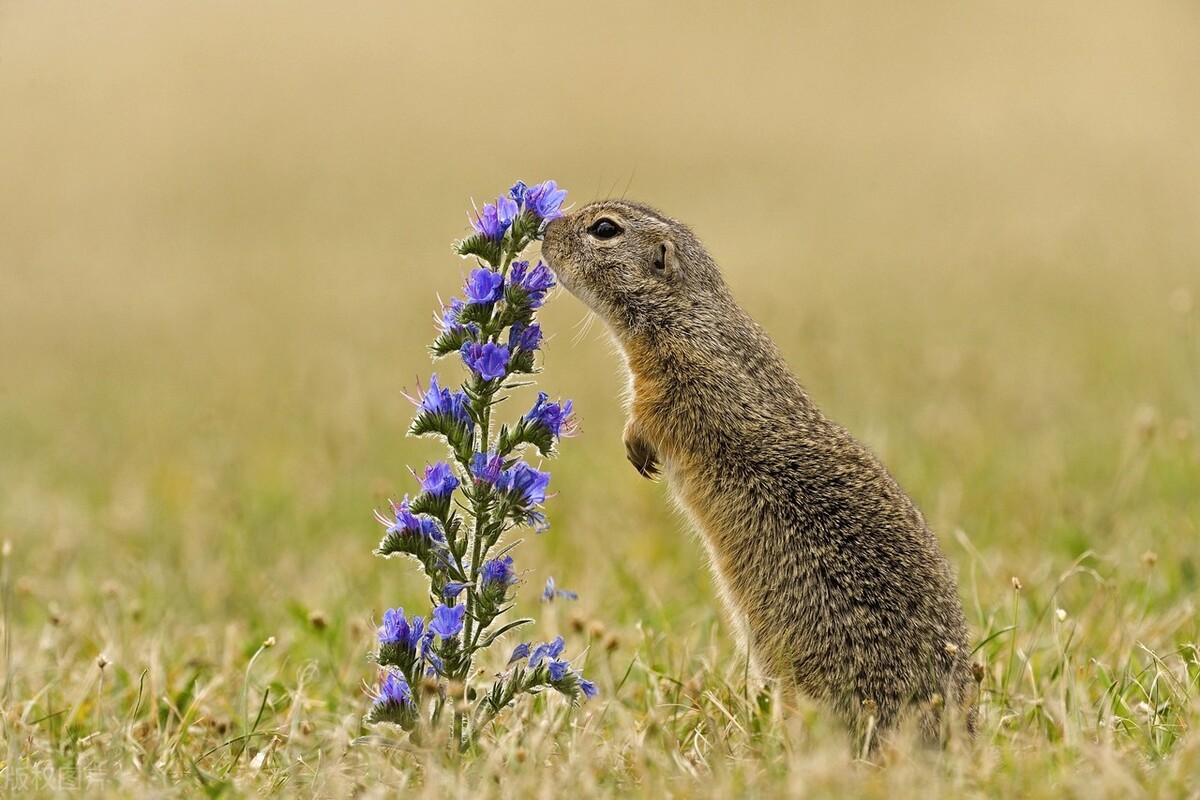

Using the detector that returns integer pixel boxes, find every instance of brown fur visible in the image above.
[541,200,979,751]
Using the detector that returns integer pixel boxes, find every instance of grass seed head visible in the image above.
[1133,405,1159,439]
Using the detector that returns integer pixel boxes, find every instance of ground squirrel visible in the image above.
[542,200,978,750]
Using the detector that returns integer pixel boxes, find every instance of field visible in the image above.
[1,2,1198,796]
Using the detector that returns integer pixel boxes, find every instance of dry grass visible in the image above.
[1,2,1198,796]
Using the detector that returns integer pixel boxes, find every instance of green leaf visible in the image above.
[509,349,536,375]
[455,235,501,266]
[499,286,535,329]
[431,327,471,358]
[508,213,542,248]
[497,417,554,458]
[458,301,493,329]
[408,491,452,521]
[365,700,418,730]
[478,617,534,650]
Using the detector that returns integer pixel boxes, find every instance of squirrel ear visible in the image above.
[653,240,676,278]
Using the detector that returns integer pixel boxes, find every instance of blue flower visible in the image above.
[470,196,519,240]
[548,659,570,682]
[387,499,446,543]
[417,374,474,431]
[524,393,574,440]
[373,670,413,708]
[529,635,565,668]
[498,462,551,506]
[461,341,511,382]
[451,395,473,427]
[508,322,543,353]
[526,510,550,534]
[509,181,528,206]
[429,604,466,638]
[471,451,504,485]
[464,268,504,305]
[509,260,556,308]
[420,635,444,674]
[541,576,579,602]
[579,678,599,699]
[442,581,469,600]
[439,298,465,333]
[480,556,516,589]
[524,181,568,222]
[417,374,451,414]
[470,203,504,239]
[508,642,531,664]
[419,462,459,498]
[498,196,519,225]
[378,607,425,650]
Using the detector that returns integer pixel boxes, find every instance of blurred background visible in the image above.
[1,0,1197,671]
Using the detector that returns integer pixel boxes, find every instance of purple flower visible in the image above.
[526,510,549,534]
[461,341,510,382]
[378,607,425,650]
[498,196,519,224]
[547,659,570,682]
[470,196,519,240]
[442,581,469,599]
[386,499,445,543]
[416,374,451,414]
[429,604,466,638]
[419,462,459,498]
[509,260,556,308]
[499,462,551,506]
[447,394,473,428]
[509,322,543,353]
[524,393,574,440]
[419,630,445,674]
[524,181,567,222]
[509,181,528,206]
[508,642,531,664]
[416,374,474,430]
[373,670,413,708]
[480,556,516,589]
[579,678,598,699]
[470,204,504,239]
[541,576,579,602]
[464,268,504,305]
[529,635,565,669]
[439,298,465,333]
[471,451,504,485]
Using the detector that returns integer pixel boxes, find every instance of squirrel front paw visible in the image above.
[624,433,661,480]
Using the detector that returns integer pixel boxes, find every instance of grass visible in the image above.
[2,2,1199,796]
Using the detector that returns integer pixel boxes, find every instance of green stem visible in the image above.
[457,391,496,751]
[1000,583,1021,716]
[452,239,529,749]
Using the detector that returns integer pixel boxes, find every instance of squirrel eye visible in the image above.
[587,218,622,240]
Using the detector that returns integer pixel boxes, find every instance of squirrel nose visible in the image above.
[543,216,565,240]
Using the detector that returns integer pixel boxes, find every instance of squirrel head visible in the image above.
[541,200,727,341]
